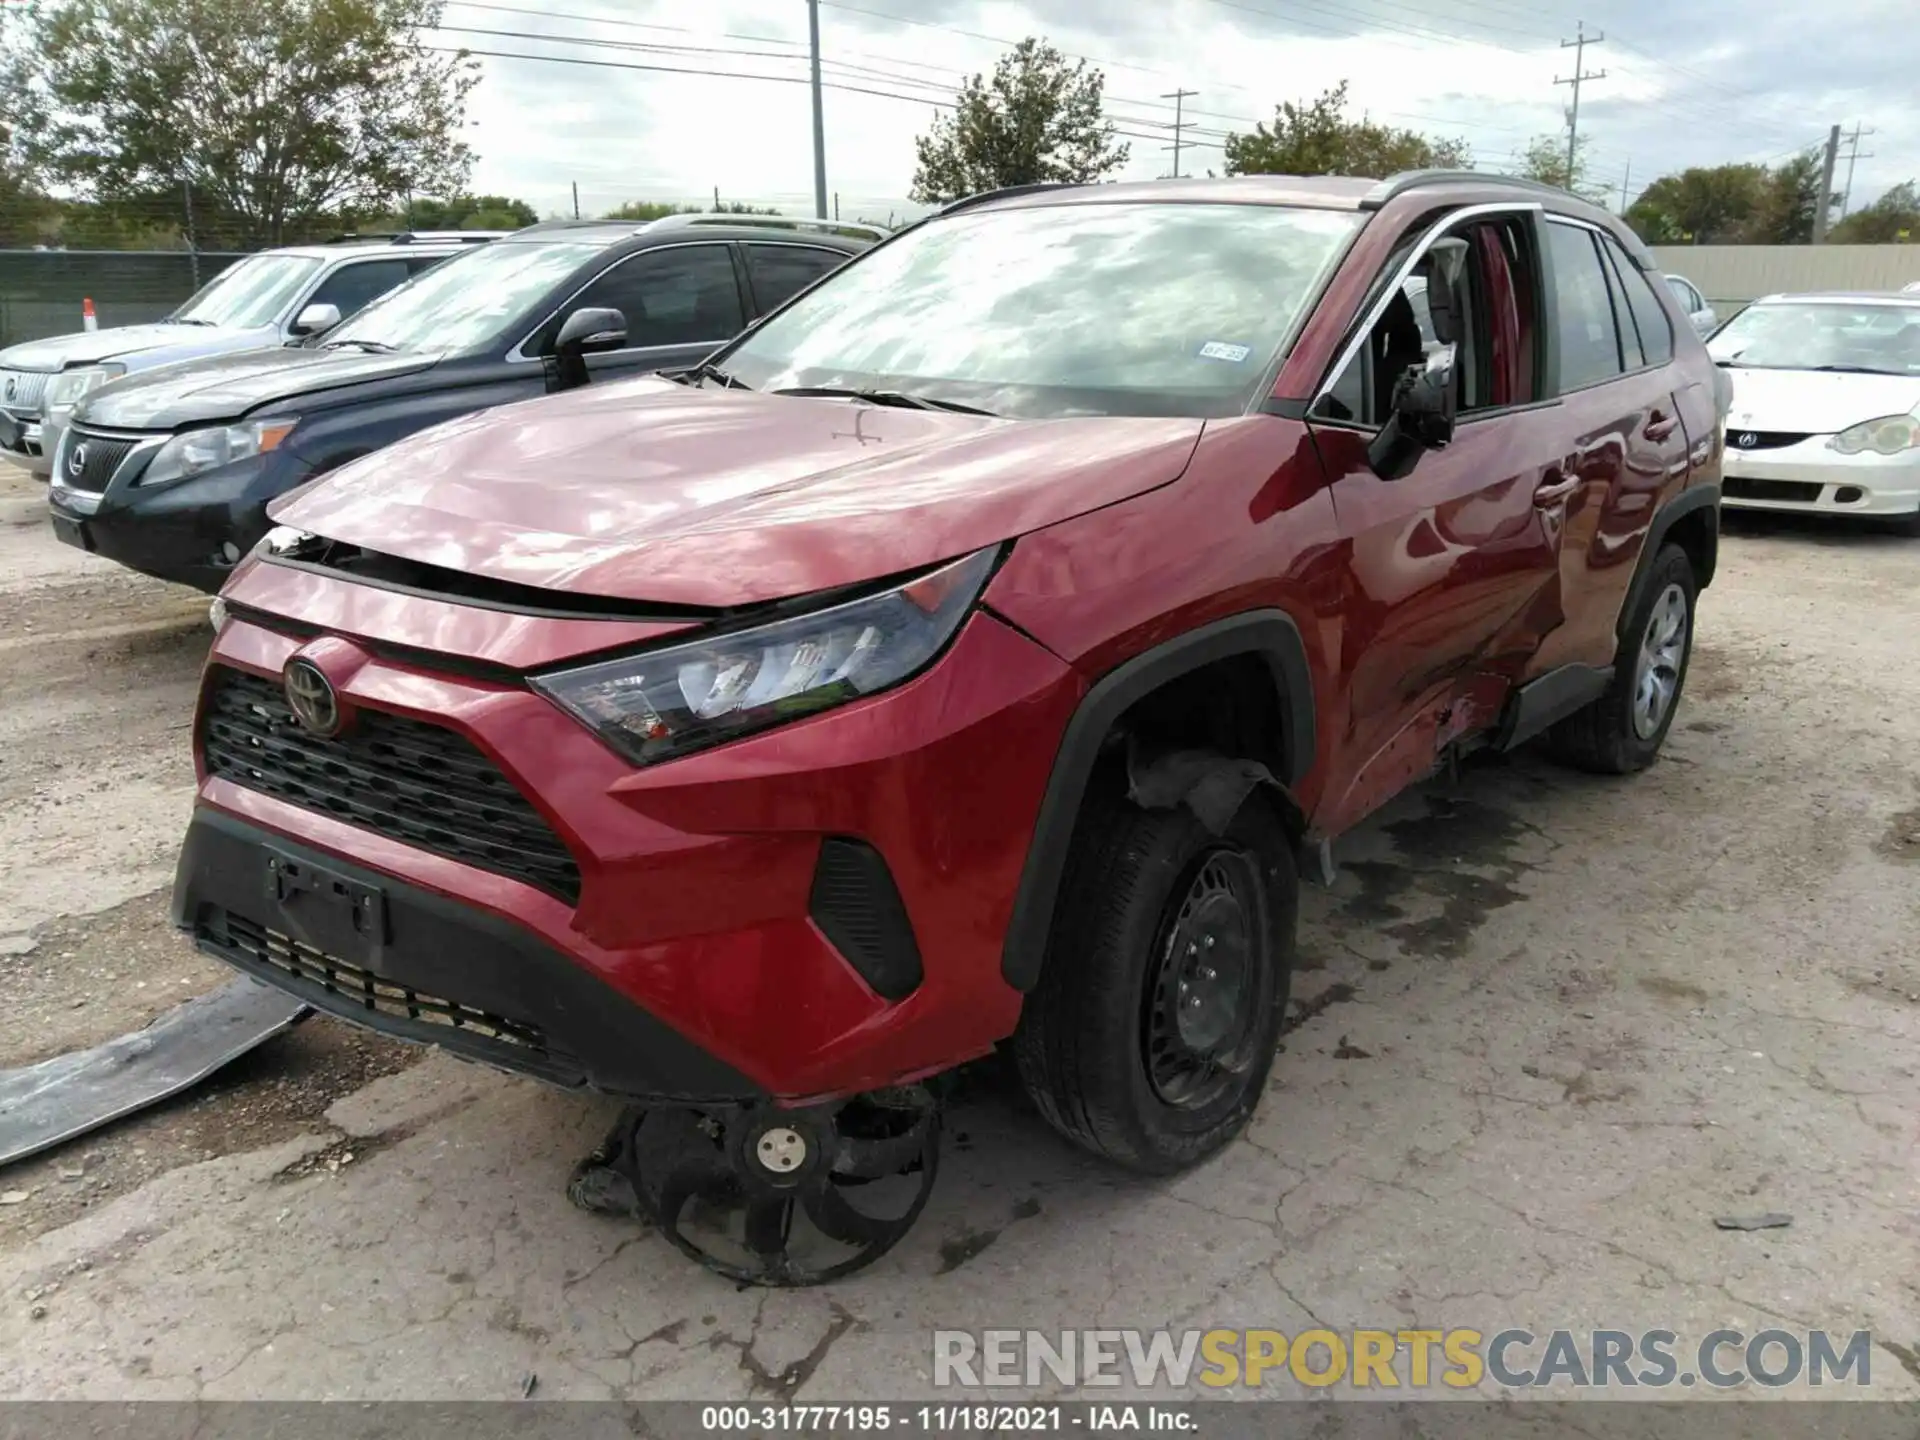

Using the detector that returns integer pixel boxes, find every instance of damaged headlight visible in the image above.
[532,547,1000,767]
[1828,414,1920,456]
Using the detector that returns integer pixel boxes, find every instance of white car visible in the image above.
[1665,274,1718,337]
[1708,291,1920,529]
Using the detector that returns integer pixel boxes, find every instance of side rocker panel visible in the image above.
[999,609,1315,992]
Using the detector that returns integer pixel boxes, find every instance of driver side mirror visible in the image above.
[290,302,341,337]
[552,307,628,392]
[1367,343,1458,481]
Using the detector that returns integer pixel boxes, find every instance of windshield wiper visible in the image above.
[168,317,218,327]
[1806,363,1898,375]
[673,360,751,390]
[772,385,997,416]
[321,338,398,354]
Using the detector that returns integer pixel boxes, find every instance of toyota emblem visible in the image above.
[67,442,88,478]
[283,658,341,737]
[1736,432,1758,448]
[3,377,14,402]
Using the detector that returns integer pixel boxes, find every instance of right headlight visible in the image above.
[136,417,299,487]
[531,547,1000,767]
[1829,414,1920,456]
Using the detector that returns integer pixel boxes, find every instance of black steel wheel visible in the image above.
[1013,791,1297,1174]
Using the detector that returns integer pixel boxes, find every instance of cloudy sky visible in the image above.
[434,0,1913,224]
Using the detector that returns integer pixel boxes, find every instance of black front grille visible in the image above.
[1727,430,1808,452]
[201,665,582,903]
[1724,476,1823,504]
[209,913,549,1056]
[59,435,137,492]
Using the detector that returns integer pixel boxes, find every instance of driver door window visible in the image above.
[558,243,745,351]
[1315,216,1532,426]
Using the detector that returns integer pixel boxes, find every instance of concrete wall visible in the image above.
[1652,245,1920,309]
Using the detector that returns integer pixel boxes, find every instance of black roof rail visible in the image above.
[1358,170,1589,211]
[936,182,1084,217]
[322,229,508,245]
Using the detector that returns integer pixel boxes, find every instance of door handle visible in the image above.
[1534,473,1581,508]
[1644,408,1678,442]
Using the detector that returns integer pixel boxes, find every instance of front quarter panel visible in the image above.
[985,414,1345,812]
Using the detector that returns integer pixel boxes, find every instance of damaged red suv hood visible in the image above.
[271,377,1205,608]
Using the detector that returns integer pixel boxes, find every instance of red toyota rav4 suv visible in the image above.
[173,172,1722,1281]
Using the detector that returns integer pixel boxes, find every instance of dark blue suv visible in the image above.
[49,214,878,592]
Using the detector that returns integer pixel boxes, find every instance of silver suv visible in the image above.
[0,230,504,478]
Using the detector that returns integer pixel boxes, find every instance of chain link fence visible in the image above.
[0,250,250,348]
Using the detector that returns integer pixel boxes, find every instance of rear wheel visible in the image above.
[1012,792,1297,1174]
[1546,543,1697,774]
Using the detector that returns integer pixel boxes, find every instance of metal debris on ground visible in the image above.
[0,978,309,1169]
[1713,1212,1793,1231]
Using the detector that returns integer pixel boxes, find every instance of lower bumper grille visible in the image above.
[1724,476,1823,504]
[204,913,550,1057]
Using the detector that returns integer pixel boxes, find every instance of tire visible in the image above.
[1011,791,1298,1175]
[1546,542,1697,774]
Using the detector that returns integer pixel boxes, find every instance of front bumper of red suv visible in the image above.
[172,602,1083,1104]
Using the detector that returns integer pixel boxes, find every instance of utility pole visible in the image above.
[571,181,579,220]
[1555,21,1606,189]
[1813,124,1841,243]
[1161,88,1197,178]
[807,0,828,220]
[1838,124,1875,219]
[182,178,200,289]
[1618,158,1631,214]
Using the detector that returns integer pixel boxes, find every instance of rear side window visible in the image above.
[306,259,413,321]
[1600,238,1674,367]
[1545,221,1624,391]
[569,243,746,349]
[746,244,849,314]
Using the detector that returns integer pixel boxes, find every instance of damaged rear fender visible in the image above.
[999,610,1316,993]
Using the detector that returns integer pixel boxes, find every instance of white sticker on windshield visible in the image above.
[1197,341,1252,363]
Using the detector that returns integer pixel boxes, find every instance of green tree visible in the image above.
[1513,133,1610,203]
[600,200,781,221]
[1747,149,1830,244]
[396,193,539,230]
[0,3,49,245]
[1626,163,1770,244]
[13,0,477,248]
[909,38,1127,204]
[1224,82,1470,179]
[1830,181,1920,244]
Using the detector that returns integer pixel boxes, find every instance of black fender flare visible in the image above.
[1617,482,1720,644]
[999,609,1316,992]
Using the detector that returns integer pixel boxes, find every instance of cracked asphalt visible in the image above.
[1,462,1916,1401]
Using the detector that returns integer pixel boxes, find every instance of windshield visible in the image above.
[172,254,322,328]
[719,202,1363,419]
[1708,302,1920,376]
[321,238,609,354]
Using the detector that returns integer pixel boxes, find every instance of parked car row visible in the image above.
[31,214,881,591]
[0,231,505,479]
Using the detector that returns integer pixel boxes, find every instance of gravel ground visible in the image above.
[0,461,1915,1403]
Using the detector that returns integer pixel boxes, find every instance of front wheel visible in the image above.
[1012,793,1298,1174]
[1546,543,1698,774]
